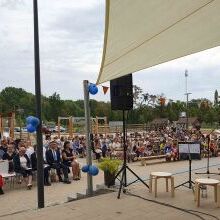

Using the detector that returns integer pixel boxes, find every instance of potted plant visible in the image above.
[98,158,121,187]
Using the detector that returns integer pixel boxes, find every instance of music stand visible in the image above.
[113,110,149,199]
[175,142,198,190]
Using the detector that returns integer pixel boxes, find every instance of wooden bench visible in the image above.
[139,155,166,166]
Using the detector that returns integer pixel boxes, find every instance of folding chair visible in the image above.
[0,160,15,189]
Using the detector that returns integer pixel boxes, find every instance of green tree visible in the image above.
[46,92,64,122]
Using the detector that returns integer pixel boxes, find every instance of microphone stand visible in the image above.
[195,129,220,177]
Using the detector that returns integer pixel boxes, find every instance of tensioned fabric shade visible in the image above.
[97,0,220,84]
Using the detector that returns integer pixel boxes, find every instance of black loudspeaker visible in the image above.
[110,74,133,110]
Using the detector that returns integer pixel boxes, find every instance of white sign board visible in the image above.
[178,143,200,154]
[72,117,85,125]
[180,112,186,117]
[109,121,123,127]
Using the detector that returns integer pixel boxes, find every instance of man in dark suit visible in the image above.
[46,141,71,184]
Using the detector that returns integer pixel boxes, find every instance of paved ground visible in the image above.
[1,157,220,220]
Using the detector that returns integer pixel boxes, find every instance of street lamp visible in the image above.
[185,92,192,130]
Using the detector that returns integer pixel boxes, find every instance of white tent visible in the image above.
[97,0,220,84]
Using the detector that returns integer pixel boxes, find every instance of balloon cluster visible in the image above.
[82,164,99,176]
[26,116,40,133]
[88,83,98,95]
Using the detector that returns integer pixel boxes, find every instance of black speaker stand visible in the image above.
[114,110,149,199]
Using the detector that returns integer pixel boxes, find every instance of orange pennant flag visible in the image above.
[102,86,109,95]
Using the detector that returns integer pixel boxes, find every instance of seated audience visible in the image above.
[13,146,33,189]
[164,142,172,161]
[93,139,102,160]
[0,148,5,160]
[101,139,108,158]
[2,143,16,173]
[171,142,178,161]
[78,141,86,158]
[62,141,80,180]
[46,141,71,184]
[30,145,51,186]
[72,136,80,153]
[25,140,35,159]
[0,140,8,153]
[43,135,51,150]
[210,139,218,157]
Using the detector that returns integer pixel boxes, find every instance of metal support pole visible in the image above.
[33,0,44,208]
[186,93,189,130]
[83,80,93,196]
[189,157,192,189]
[207,135,210,174]
[122,110,127,187]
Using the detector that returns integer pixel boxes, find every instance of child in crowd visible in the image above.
[164,142,172,161]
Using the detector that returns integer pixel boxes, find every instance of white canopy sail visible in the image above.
[97,0,220,84]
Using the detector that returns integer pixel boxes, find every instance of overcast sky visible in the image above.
[0,0,220,103]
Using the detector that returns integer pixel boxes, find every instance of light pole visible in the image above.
[184,70,191,130]
[185,92,191,130]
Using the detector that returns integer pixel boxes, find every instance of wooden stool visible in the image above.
[218,184,220,208]
[194,178,220,207]
[149,172,175,198]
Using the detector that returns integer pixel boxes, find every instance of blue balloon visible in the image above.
[26,124,36,133]
[89,83,98,95]
[30,117,40,127]
[26,116,34,124]
[26,116,40,127]
[82,165,90,173]
[88,165,99,176]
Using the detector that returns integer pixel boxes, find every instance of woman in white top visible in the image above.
[13,146,33,189]
[25,140,34,159]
